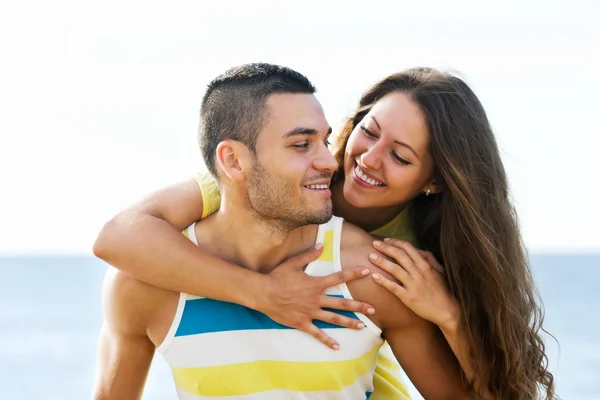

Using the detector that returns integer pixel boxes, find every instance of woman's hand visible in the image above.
[368,238,459,330]
[254,243,376,350]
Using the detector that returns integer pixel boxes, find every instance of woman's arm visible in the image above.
[368,239,494,399]
[93,177,375,349]
[437,319,492,398]
[94,178,262,303]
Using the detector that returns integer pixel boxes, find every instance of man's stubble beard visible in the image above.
[246,161,332,238]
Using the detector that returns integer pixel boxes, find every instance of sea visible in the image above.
[0,254,598,399]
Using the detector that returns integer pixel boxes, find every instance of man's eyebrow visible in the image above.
[282,126,332,138]
[371,116,419,159]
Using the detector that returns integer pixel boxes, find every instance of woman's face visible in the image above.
[342,91,437,209]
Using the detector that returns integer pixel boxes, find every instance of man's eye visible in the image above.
[292,142,309,148]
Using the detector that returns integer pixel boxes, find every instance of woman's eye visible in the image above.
[324,138,331,146]
[391,151,411,166]
[360,126,376,138]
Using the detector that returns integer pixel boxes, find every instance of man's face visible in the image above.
[246,93,338,231]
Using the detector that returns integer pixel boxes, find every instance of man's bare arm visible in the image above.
[92,269,157,400]
[341,222,472,399]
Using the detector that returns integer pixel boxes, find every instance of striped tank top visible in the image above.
[157,216,384,399]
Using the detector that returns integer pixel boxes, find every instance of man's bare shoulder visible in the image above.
[339,221,390,278]
[339,221,381,252]
[339,221,422,330]
[102,267,176,339]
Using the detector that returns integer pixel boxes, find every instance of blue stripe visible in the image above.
[365,391,372,399]
[175,295,360,337]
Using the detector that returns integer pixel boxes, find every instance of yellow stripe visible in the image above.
[181,228,190,239]
[370,343,411,400]
[317,229,334,262]
[171,344,380,396]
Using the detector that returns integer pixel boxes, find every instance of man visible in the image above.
[93,63,470,399]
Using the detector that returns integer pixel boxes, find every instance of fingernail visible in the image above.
[372,273,381,280]
[369,253,378,260]
[357,322,365,329]
[361,269,370,275]
[314,242,323,250]
[383,238,391,242]
[333,344,340,350]
[367,307,375,314]
[373,240,382,247]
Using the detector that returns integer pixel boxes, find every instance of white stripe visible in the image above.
[304,221,330,276]
[187,222,198,245]
[157,292,188,353]
[306,261,336,277]
[306,260,343,296]
[323,286,343,296]
[161,328,383,368]
[183,225,206,301]
[172,372,375,399]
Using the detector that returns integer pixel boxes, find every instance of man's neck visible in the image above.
[195,199,318,273]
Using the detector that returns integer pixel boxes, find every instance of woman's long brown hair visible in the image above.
[334,68,556,399]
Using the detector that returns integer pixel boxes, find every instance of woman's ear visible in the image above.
[424,178,443,195]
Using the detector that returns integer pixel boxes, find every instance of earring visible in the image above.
[426,189,431,196]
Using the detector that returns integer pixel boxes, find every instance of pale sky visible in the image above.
[1,0,598,255]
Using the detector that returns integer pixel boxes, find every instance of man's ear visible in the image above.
[216,140,252,182]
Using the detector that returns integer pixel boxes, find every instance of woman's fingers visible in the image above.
[382,238,435,275]
[371,272,408,300]
[318,292,376,316]
[280,243,324,270]
[378,238,446,275]
[314,308,367,331]
[368,252,412,286]
[417,249,445,274]
[300,322,340,350]
[318,267,371,291]
[372,240,418,276]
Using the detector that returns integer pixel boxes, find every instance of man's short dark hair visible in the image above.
[199,63,316,177]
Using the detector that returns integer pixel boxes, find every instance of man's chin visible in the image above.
[306,210,333,225]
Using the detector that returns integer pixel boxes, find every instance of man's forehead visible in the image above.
[263,93,329,133]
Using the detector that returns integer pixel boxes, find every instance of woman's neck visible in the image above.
[331,180,407,233]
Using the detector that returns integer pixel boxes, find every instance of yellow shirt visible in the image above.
[193,170,413,399]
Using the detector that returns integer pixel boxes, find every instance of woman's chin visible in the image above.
[344,187,377,209]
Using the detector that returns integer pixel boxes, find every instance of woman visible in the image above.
[94,67,555,399]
